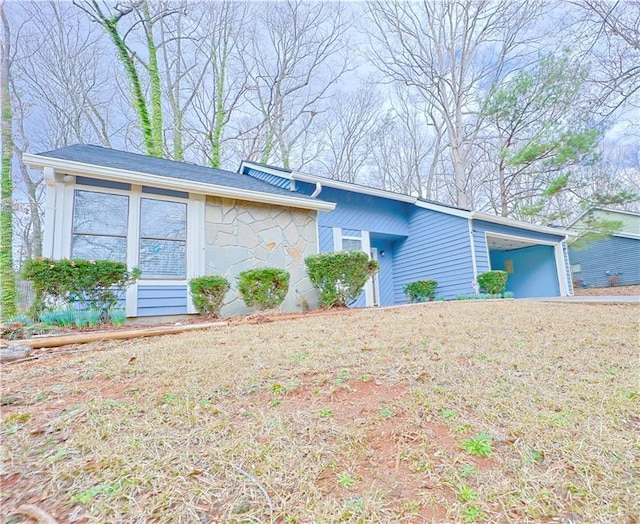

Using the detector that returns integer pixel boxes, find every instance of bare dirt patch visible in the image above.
[1,301,638,523]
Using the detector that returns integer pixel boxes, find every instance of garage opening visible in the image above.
[486,235,560,298]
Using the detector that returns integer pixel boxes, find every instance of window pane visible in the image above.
[139,239,186,278]
[73,190,128,235]
[140,199,186,239]
[342,238,362,252]
[72,234,127,262]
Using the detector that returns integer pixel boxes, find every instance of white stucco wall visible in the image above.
[204,196,319,315]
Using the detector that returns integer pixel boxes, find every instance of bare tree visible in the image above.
[10,86,44,260]
[314,87,380,183]
[369,89,444,199]
[74,0,178,157]
[14,2,118,149]
[573,0,640,114]
[183,1,249,168]
[240,0,350,169]
[366,0,543,209]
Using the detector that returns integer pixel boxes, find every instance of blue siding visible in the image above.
[318,226,334,253]
[371,239,395,306]
[569,236,640,287]
[473,220,565,244]
[393,208,475,301]
[317,187,410,236]
[490,245,559,298]
[245,168,291,190]
[137,285,188,316]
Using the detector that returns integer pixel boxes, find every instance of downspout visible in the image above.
[311,181,322,198]
[468,217,478,279]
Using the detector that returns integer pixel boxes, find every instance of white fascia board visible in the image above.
[25,154,335,212]
[470,211,568,238]
[291,171,417,204]
[614,232,640,240]
[414,199,470,218]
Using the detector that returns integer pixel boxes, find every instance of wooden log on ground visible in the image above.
[4,321,227,350]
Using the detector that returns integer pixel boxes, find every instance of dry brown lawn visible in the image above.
[1,301,639,523]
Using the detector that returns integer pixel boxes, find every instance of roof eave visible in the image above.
[24,154,335,212]
[471,211,568,238]
[291,171,417,204]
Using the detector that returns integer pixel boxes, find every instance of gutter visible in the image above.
[25,154,336,212]
[470,211,569,238]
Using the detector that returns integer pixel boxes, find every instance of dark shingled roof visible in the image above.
[35,144,310,199]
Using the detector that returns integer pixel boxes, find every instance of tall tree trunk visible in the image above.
[0,0,16,320]
[210,31,229,168]
[142,1,163,157]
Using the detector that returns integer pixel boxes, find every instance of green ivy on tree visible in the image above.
[1,3,16,321]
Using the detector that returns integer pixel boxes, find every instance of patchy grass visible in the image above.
[1,301,638,522]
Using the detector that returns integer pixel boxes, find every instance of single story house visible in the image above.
[25,145,573,318]
[241,161,573,306]
[567,208,640,288]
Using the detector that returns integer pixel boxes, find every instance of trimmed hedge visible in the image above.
[476,270,508,295]
[23,258,139,316]
[190,275,230,317]
[237,267,290,310]
[305,251,379,308]
[404,279,438,303]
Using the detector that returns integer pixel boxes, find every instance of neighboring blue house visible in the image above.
[241,162,573,305]
[567,208,640,288]
[23,145,573,319]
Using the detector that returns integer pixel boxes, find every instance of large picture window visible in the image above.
[72,190,129,262]
[139,198,187,278]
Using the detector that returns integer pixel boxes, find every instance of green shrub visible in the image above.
[189,275,230,317]
[404,279,438,303]
[305,251,379,308]
[23,258,139,316]
[503,291,515,299]
[476,271,508,294]
[237,268,290,310]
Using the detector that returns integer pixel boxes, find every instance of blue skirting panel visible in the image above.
[137,285,188,316]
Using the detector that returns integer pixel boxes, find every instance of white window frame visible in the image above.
[57,180,205,316]
[66,184,132,260]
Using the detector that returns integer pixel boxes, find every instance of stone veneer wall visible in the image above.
[205,196,319,315]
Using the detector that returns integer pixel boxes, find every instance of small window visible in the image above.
[571,264,582,273]
[139,198,187,278]
[72,190,129,262]
[342,238,362,252]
